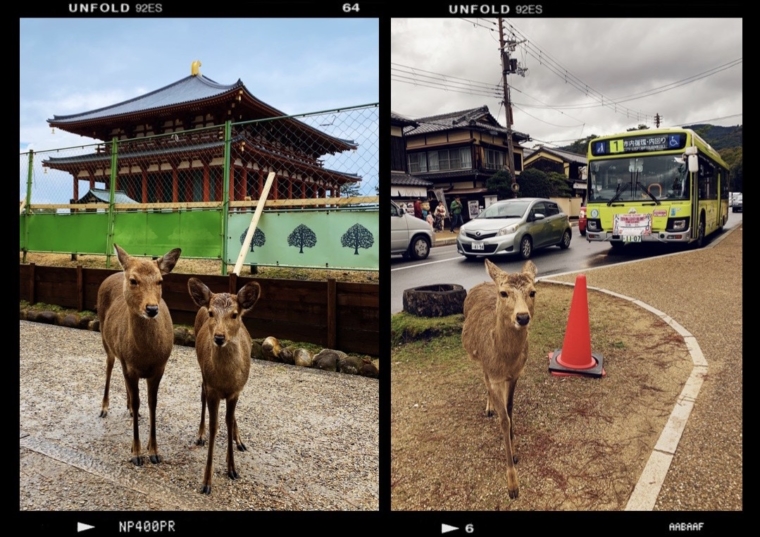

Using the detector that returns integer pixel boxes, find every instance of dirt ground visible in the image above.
[391,282,692,511]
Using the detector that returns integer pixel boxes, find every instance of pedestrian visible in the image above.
[421,199,430,219]
[433,203,446,232]
[450,196,464,232]
[413,198,422,219]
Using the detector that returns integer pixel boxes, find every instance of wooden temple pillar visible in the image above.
[141,167,148,203]
[171,165,179,203]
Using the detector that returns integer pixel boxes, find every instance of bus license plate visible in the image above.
[622,235,641,243]
[471,242,485,250]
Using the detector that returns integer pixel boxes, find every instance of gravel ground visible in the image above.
[547,226,742,510]
[19,322,379,511]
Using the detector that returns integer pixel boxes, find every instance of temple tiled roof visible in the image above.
[49,75,246,124]
[75,189,136,204]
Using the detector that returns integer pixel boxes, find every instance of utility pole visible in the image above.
[498,18,525,197]
[654,113,662,128]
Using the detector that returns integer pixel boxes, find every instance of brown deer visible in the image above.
[461,258,537,499]
[97,244,181,466]
[188,277,261,494]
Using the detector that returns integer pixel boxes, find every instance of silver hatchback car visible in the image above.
[456,198,572,260]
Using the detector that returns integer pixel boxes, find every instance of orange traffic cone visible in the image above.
[548,274,606,378]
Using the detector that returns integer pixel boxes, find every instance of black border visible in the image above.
[16,2,746,535]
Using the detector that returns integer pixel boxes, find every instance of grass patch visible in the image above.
[391,312,464,347]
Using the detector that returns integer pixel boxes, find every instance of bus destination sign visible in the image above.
[591,133,686,156]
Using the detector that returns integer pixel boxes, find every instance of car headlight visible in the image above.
[498,223,519,236]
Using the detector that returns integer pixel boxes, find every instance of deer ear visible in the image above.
[522,260,538,280]
[238,282,261,312]
[158,248,181,275]
[485,258,503,282]
[188,278,212,308]
[114,244,131,269]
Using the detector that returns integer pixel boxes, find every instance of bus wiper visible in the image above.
[637,181,661,205]
[607,183,623,206]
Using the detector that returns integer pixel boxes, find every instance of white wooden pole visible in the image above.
[233,171,276,276]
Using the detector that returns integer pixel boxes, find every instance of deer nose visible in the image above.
[145,305,159,318]
[214,335,226,346]
[516,313,530,326]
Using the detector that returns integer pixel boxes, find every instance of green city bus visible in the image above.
[585,128,729,249]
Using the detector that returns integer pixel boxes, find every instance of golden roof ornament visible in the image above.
[191,60,201,76]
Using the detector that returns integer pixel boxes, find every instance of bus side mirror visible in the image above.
[688,154,698,173]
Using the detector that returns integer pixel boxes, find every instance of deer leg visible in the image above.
[226,397,241,479]
[123,372,143,466]
[195,383,207,446]
[491,380,519,499]
[233,416,247,452]
[146,374,163,464]
[100,352,115,417]
[483,371,495,417]
[201,397,220,494]
[507,378,518,464]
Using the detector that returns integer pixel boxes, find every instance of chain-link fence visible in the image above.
[20,104,378,209]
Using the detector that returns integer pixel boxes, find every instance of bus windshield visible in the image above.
[588,154,690,203]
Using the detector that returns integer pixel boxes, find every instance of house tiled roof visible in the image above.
[49,75,246,124]
[525,145,587,165]
[391,111,418,127]
[404,105,530,141]
[391,170,433,187]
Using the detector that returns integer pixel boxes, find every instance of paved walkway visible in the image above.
[545,225,742,510]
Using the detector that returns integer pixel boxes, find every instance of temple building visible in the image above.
[45,61,360,204]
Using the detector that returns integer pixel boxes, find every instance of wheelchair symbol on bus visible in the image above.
[668,135,680,148]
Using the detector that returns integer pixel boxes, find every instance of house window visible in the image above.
[408,152,427,173]
[485,149,505,169]
[429,148,472,171]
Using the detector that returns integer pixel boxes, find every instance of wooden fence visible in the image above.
[19,264,379,356]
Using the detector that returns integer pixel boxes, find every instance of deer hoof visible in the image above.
[149,454,162,464]
[200,485,211,495]
[195,438,206,446]
[99,410,108,418]
[237,443,247,452]
[508,487,519,499]
[228,469,239,480]
[513,455,519,464]
[131,456,144,467]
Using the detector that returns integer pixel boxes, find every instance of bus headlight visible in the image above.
[587,220,599,231]
[671,219,687,231]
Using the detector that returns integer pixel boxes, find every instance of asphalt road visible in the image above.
[391,212,742,313]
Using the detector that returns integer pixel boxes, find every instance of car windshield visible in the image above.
[477,200,531,219]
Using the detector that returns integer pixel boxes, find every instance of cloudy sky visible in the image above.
[20,18,379,152]
[391,18,742,149]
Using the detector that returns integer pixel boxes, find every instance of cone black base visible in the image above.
[548,349,606,378]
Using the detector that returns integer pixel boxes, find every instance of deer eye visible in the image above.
[129,278,137,286]
[500,291,508,298]
[208,310,214,318]
[529,291,536,298]
[232,312,238,319]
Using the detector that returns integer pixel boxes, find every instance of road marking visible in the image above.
[391,256,461,271]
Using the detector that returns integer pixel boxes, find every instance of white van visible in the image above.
[391,200,434,260]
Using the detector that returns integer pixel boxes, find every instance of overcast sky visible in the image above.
[20,18,379,152]
[391,18,742,150]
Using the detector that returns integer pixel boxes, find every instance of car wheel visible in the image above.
[559,229,571,249]
[519,236,532,260]
[409,236,431,260]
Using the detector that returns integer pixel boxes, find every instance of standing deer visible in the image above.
[188,277,261,494]
[97,244,181,466]
[461,258,537,499]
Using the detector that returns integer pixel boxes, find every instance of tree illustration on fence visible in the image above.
[287,224,317,254]
[239,227,266,252]
[341,223,374,255]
